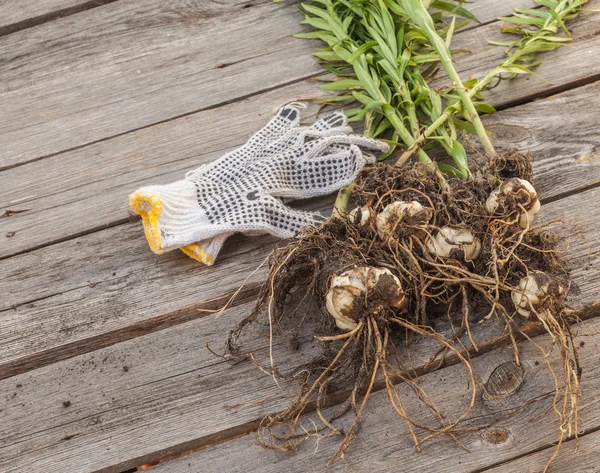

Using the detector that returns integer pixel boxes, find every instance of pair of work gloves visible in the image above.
[129,104,389,265]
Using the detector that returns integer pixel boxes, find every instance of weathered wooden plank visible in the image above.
[0,0,586,171]
[0,0,530,39]
[0,297,510,473]
[149,319,600,473]
[3,73,600,261]
[0,0,318,170]
[0,246,597,473]
[1,169,598,381]
[484,81,600,201]
[0,0,116,36]
[461,0,536,28]
[482,429,600,472]
[0,225,275,378]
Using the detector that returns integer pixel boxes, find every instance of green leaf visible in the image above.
[533,0,560,8]
[488,39,520,47]
[437,162,468,178]
[295,31,330,40]
[301,16,332,31]
[311,50,343,61]
[304,95,354,104]
[499,15,547,26]
[441,139,469,175]
[514,8,551,18]
[373,116,393,137]
[430,0,479,22]
[452,119,479,135]
[347,41,378,62]
[548,8,572,37]
[319,79,362,90]
[473,101,496,114]
[445,15,456,47]
[345,107,367,121]
[301,3,332,22]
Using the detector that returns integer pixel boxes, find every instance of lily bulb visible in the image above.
[486,178,541,228]
[512,271,563,318]
[426,226,482,261]
[376,200,431,240]
[349,205,371,227]
[326,267,406,331]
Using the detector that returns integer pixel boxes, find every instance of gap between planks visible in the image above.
[2,78,600,381]
[0,187,599,472]
[0,0,586,173]
[146,318,600,473]
[0,0,120,38]
[2,3,600,260]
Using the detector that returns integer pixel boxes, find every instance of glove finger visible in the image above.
[297,134,388,162]
[186,105,303,181]
[309,111,348,131]
[291,112,352,141]
[263,114,351,156]
[179,233,232,266]
[245,105,302,150]
[326,134,390,153]
[268,144,369,199]
[253,195,326,239]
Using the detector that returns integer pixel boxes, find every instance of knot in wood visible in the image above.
[483,361,525,401]
[483,427,510,445]
[488,123,531,144]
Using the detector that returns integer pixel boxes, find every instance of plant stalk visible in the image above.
[332,183,355,217]
[403,0,496,156]
[398,0,587,163]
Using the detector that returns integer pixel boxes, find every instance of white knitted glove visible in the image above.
[130,106,388,264]
[178,108,352,264]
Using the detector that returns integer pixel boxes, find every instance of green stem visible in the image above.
[403,0,496,156]
[442,57,496,156]
[396,111,451,166]
[384,109,432,164]
[332,183,355,217]
[399,0,583,164]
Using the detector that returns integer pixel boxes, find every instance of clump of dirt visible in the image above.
[226,152,580,466]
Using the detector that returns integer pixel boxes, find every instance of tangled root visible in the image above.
[226,152,580,469]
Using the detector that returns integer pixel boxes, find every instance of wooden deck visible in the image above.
[1,1,600,472]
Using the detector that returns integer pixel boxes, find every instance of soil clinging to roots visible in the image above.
[226,152,580,469]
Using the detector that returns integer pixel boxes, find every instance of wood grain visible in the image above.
[0,0,590,172]
[0,297,512,472]
[0,0,531,38]
[1,176,599,378]
[0,0,117,36]
[1,265,597,473]
[462,0,536,27]
[3,75,600,262]
[484,81,600,201]
[482,429,600,473]
[148,318,600,473]
[0,0,318,170]
[0,81,329,259]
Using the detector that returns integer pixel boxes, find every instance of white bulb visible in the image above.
[512,273,542,318]
[486,178,540,229]
[349,206,371,227]
[326,267,405,331]
[511,271,563,318]
[376,201,430,240]
[426,226,482,261]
